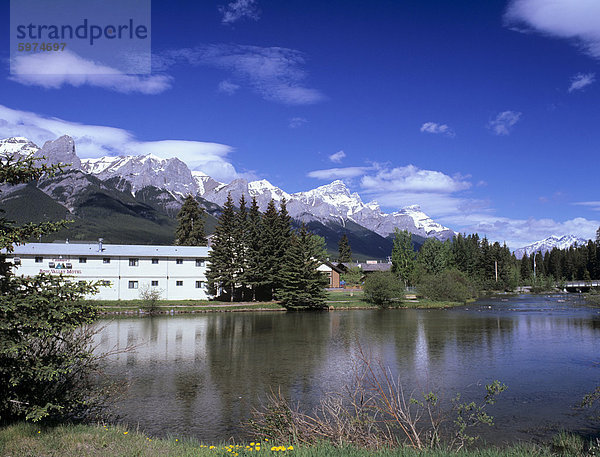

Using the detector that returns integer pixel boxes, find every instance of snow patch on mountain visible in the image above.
[0,137,40,156]
[394,205,450,236]
[514,235,589,259]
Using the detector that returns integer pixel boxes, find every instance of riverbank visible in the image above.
[94,290,468,315]
[0,422,586,457]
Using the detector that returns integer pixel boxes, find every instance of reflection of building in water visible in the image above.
[95,318,209,364]
[7,241,210,300]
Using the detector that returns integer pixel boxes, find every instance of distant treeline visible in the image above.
[394,230,600,292]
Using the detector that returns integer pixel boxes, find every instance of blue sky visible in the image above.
[1,0,600,248]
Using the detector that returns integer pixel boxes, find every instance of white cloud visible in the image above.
[505,0,600,59]
[9,51,171,94]
[219,0,260,24]
[307,166,373,180]
[487,111,522,136]
[162,45,324,105]
[360,165,471,194]
[218,80,241,95]
[0,104,241,182]
[328,150,346,163]
[441,213,600,250]
[420,122,455,137]
[573,201,600,211]
[568,72,596,92]
[288,117,307,128]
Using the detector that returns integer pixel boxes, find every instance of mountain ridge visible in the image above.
[514,235,589,259]
[1,135,454,255]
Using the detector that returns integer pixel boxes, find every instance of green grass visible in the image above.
[0,422,580,457]
[93,299,284,314]
[93,290,469,315]
[324,290,467,310]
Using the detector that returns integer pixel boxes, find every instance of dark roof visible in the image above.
[339,262,392,272]
[361,263,392,272]
[322,260,344,274]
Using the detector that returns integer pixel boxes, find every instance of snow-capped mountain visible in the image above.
[81,154,197,196]
[514,235,589,259]
[202,177,454,240]
[1,135,455,241]
[0,135,81,170]
[0,137,39,156]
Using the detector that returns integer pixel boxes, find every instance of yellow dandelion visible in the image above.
[123,431,128,435]
[288,446,294,450]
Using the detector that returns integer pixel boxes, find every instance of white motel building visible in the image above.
[6,241,211,300]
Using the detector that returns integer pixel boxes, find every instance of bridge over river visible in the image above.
[564,280,600,292]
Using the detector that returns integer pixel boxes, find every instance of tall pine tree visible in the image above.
[258,199,281,299]
[234,195,249,300]
[338,234,352,262]
[277,224,329,309]
[175,195,207,246]
[206,193,237,301]
[243,197,264,301]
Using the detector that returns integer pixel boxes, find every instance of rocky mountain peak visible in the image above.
[35,135,81,170]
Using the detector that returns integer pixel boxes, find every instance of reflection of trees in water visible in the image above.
[203,312,333,433]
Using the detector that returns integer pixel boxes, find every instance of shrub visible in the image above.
[417,269,476,303]
[363,271,404,308]
[139,284,163,314]
[0,274,103,422]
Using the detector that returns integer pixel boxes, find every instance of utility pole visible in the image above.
[495,260,498,283]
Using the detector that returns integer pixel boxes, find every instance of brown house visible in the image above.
[318,260,344,288]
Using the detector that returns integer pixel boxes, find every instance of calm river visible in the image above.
[95,294,600,445]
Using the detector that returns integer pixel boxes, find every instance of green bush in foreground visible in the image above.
[363,271,404,308]
[417,269,476,303]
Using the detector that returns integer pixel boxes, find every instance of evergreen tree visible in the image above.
[206,193,237,301]
[243,197,264,301]
[338,234,352,262]
[259,199,282,299]
[233,195,249,300]
[1,154,101,422]
[277,224,329,309]
[520,253,532,281]
[391,228,416,286]
[175,195,207,246]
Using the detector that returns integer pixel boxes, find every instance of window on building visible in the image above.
[65,263,72,269]
[35,256,43,263]
[152,258,159,264]
[196,259,205,267]
[103,257,111,264]
[48,262,55,268]
[13,257,21,265]
[176,258,183,265]
[128,281,138,289]
[79,257,87,263]
[151,280,159,287]
[195,281,204,288]
[129,258,139,267]
[176,280,183,286]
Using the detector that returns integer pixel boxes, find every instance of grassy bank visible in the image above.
[94,299,284,314]
[326,290,467,310]
[0,422,587,457]
[93,290,467,315]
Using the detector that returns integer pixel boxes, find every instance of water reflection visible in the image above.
[95,295,600,444]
